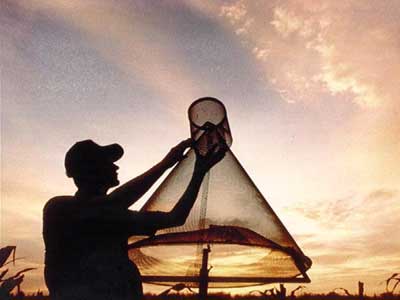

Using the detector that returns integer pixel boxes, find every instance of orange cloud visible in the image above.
[286,188,400,290]
[217,0,400,109]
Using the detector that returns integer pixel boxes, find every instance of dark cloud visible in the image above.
[365,189,397,202]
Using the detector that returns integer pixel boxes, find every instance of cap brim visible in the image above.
[102,143,124,162]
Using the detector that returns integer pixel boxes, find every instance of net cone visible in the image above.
[128,98,311,287]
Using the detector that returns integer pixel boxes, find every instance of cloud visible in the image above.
[281,187,400,292]
[270,6,309,38]
[217,0,400,109]
[220,1,247,24]
[289,188,399,227]
[365,189,397,202]
[287,187,400,261]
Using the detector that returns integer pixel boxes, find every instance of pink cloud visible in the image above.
[217,0,400,109]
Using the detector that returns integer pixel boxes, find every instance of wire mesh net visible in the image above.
[188,98,232,156]
[128,98,311,287]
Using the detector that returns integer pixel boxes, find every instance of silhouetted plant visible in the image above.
[159,283,195,296]
[0,247,16,267]
[333,288,352,296]
[290,286,307,298]
[0,246,35,300]
[383,273,400,294]
[250,287,279,299]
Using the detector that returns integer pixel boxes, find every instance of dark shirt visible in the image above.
[43,195,158,300]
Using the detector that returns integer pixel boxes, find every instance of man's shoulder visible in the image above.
[44,196,74,213]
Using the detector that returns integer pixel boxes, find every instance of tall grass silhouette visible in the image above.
[0,246,35,300]
[383,273,400,294]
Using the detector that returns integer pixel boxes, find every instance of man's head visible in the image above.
[65,140,124,190]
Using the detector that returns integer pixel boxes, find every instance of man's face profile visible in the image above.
[95,161,120,188]
[73,160,120,190]
[65,140,124,190]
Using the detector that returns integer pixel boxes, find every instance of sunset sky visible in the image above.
[1,0,399,295]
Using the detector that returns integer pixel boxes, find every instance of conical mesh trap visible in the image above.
[128,98,311,288]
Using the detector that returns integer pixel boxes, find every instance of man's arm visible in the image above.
[107,139,192,209]
[132,143,227,233]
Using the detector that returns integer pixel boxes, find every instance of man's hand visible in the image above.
[162,138,193,169]
[194,142,228,174]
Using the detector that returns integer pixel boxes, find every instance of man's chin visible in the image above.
[110,179,119,187]
[103,179,119,189]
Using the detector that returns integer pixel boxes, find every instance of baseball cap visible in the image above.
[65,140,124,178]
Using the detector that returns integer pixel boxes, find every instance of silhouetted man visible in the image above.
[43,139,226,300]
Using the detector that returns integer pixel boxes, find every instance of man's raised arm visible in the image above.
[132,143,228,234]
[107,139,193,209]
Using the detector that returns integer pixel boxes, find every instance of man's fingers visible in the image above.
[202,142,227,166]
[178,138,193,149]
[170,139,193,156]
[194,146,201,156]
[206,143,220,157]
[214,142,228,159]
[178,153,189,161]
[213,146,227,162]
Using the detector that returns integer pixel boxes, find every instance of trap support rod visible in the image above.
[199,246,211,300]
